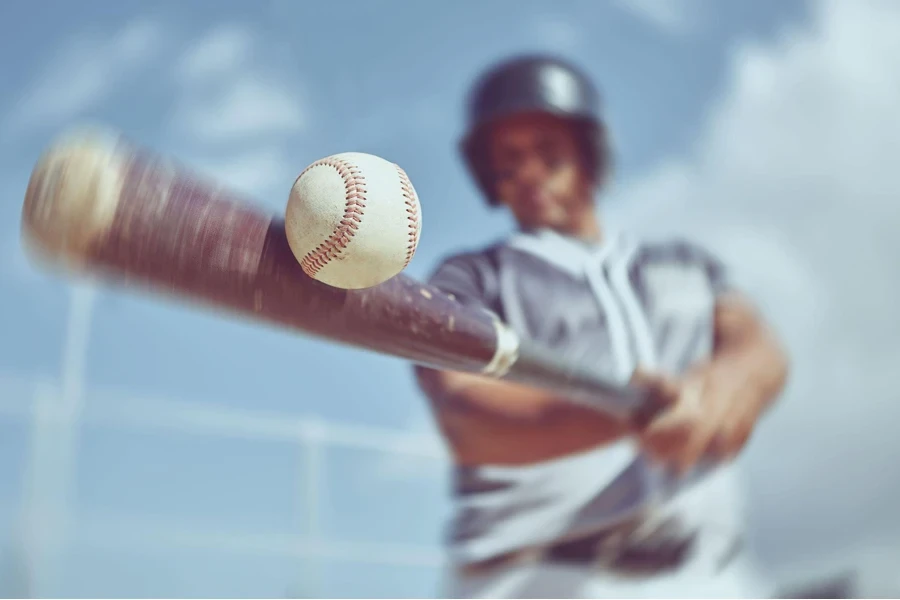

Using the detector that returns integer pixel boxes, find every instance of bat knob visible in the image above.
[21,125,126,271]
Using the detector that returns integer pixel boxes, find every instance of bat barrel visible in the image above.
[21,127,502,373]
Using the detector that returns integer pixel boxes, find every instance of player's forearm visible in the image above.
[446,412,628,466]
[711,297,790,410]
[416,366,630,427]
[418,369,629,465]
[417,367,578,422]
[716,331,789,409]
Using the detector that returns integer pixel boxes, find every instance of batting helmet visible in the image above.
[459,54,611,207]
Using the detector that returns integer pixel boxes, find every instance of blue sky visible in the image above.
[3,0,900,597]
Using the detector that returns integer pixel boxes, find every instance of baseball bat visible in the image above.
[20,127,659,425]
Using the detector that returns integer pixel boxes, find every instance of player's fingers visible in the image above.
[652,373,682,403]
[671,385,721,473]
[712,394,758,459]
[638,407,699,463]
[630,370,681,424]
[639,420,691,462]
[643,373,696,422]
[639,374,715,466]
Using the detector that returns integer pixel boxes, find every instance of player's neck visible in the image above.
[563,193,603,243]
[568,215,603,243]
[525,218,603,245]
[557,208,603,244]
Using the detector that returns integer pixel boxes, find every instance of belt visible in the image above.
[461,516,702,578]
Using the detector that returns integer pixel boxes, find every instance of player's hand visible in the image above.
[635,361,766,473]
[627,368,681,428]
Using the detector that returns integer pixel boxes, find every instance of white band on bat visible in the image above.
[483,320,520,377]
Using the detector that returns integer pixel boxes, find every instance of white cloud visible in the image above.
[5,18,165,132]
[188,148,295,202]
[111,18,164,64]
[165,24,307,198]
[529,15,585,53]
[175,24,254,83]
[611,0,702,35]
[173,73,304,143]
[609,0,900,571]
[170,24,306,144]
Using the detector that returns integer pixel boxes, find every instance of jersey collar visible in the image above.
[507,227,622,276]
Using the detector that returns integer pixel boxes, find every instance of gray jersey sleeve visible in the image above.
[702,249,736,296]
[413,250,502,381]
[426,250,501,312]
[673,239,738,297]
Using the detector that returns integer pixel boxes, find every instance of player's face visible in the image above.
[487,112,595,233]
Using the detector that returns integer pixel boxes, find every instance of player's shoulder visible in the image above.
[625,231,735,292]
[428,238,506,274]
[626,231,725,267]
[423,239,510,305]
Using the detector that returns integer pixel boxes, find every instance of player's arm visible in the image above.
[416,366,604,423]
[414,254,636,464]
[704,245,790,413]
[640,247,790,470]
[415,253,623,421]
[415,362,637,465]
[710,291,789,413]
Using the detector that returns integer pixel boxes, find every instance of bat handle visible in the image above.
[507,341,669,427]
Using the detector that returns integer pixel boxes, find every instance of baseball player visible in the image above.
[413,55,790,598]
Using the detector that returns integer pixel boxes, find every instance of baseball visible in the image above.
[285,152,422,289]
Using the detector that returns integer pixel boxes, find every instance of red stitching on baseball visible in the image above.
[395,164,419,268]
[298,157,367,277]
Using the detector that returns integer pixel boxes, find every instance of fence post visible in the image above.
[293,420,325,598]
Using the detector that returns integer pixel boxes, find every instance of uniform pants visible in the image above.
[441,529,774,599]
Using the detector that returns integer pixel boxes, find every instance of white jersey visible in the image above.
[417,228,751,566]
